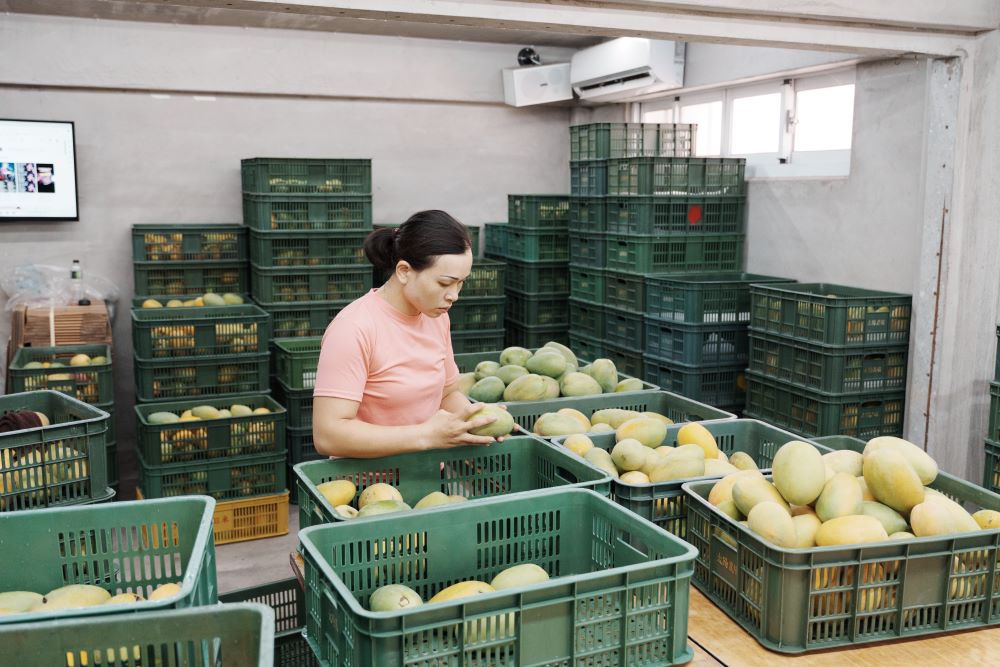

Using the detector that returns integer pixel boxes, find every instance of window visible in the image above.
[641,69,855,177]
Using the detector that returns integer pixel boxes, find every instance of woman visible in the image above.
[312,210,499,458]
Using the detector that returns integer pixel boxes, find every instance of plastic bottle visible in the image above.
[70,258,83,305]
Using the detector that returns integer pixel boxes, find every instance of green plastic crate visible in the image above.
[138,451,286,500]
[260,301,346,338]
[447,296,506,331]
[132,304,270,359]
[462,258,506,296]
[221,579,316,667]
[989,382,1000,442]
[249,229,369,269]
[272,378,313,429]
[568,263,605,303]
[273,337,321,390]
[646,272,795,323]
[134,261,248,298]
[504,320,569,349]
[451,328,506,354]
[0,391,111,512]
[570,123,696,160]
[8,344,113,404]
[985,438,1000,493]
[135,394,286,466]
[3,602,273,664]
[287,425,322,465]
[569,297,605,339]
[133,352,270,402]
[606,195,746,235]
[995,326,1000,381]
[750,282,913,347]
[605,233,744,274]
[0,495,217,624]
[243,194,373,232]
[603,269,646,312]
[569,160,608,196]
[106,437,118,489]
[646,318,749,366]
[483,223,508,258]
[683,445,1000,653]
[568,196,607,232]
[503,227,569,261]
[607,157,746,196]
[502,258,570,294]
[505,390,734,435]
[749,330,908,394]
[604,306,645,349]
[605,341,645,379]
[552,419,805,537]
[132,223,247,262]
[643,356,747,408]
[299,488,697,667]
[295,435,613,528]
[744,371,905,438]
[568,332,604,362]
[242,157,371,195]
[251,264,371,304]
[504,288,569,326]
[568,231,607,268]
[507,194,570,228]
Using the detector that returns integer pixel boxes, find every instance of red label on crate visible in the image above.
[688,205,703,225]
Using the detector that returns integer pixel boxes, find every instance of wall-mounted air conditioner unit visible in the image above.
[570,37,685,103]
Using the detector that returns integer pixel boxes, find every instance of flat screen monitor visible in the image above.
[0,119,79,221]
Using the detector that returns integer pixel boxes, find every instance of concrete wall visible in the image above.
[684,42,859,88]
[0,15,575,474]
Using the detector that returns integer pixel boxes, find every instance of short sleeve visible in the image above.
[442,313,460,387]
[313,312,371,401]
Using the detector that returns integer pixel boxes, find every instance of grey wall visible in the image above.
[683,42,858,88]
[744,58,926,294]
[0,15,575,473]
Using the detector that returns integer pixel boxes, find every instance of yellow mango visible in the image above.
[616,417,667,448]
[556,408,591,432]
[429,581,494,604]
[822,450,864,477]
[864,436,938,485]
[732,476,789,516]
[358,483,403,509]
[562,433,594,457]
[316,479,357,508]
[610,438,649,472]
[704,459,739,477]
[533,412,587,437]
[708,470,763,507]
[640,411,674,426]
[973,509,1000,529]
[619,470,650,484]
[590,408,641,429]
[792,513,822,548]
[815,473,863,522]
[728,451,758,471]
[863,448,925,515]
[584,447,619,479]
[772,440,826,506]
[815,515,888,546]
[676,422,719,459]
[860,501,908,536]
[748,501,798,548]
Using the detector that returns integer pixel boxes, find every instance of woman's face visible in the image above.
[398,249,473,317]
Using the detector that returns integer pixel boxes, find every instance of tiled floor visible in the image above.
[215,503,303,594]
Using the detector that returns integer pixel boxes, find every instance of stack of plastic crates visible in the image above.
[7,344,119,494]
[745,282,912,438]
[983,326,1000,493]
[642,273,793,413]
[242,157,373,340]
[486,194,570,348]
[271,336,322,503]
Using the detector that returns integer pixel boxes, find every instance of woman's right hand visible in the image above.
[421,402,497,449]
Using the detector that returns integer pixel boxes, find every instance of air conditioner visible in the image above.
[570,37,685,103]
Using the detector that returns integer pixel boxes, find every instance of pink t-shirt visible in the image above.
[313,289,460,425]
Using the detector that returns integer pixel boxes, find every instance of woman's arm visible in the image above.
[440,381,472,413]
[313,395,499,459]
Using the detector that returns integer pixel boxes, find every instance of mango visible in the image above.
[469,376,505,403]
[542,341,578,367]
[104,593,144,605]
[533,412,586,437]
[448,495,469,503]
[148,411,180,425]
[857,476,876,501]
[69,354,91,367]
[654,445,676,457]
[860,501,908,536]
[641,411,674,426]
[584,447,619,479]
[889,531,915,540]
[45,584,111,607]
[191,405,222,420]
[496,365,528,386]
[222,293,244,305]
[429,581,494,604]
[469,405,514,438]
[474,361,501,380]
[456,373,477,396]
[717,499,742,521]
[590,408,641,429]
[557,408,591,431]
[203,292,226,307]
[166,299,184,307]
[792,513,822,548]
[732,477,788,516]
[863,448,925,515]
[909,501,961,537]
[588,359,619,393]
[717,450,729,462]
[704,459,739,477]
[708,470,762,506]
[815,515,888,546]
[358,499,412,518]
[559,372,603,397]
[677,423,719,459]
[358,483,403,509]
[490,563,549,590]
[525,350,567,378]
[748,501,798,548]
[616,417,667,448]
[370,584,423,611]
[499,346,531,367]
[611,438,649,472]
[316,479,357,507]
[252,407,271,415]
[973,509,1000,529]
[619,470,650,484]
[0,591,42,612]
[815,473,863,522]
[230,404,254,418]
[142,299,163,308]
[865,436,938,485]
[562,433,594,457]
[503,374,547,402]
[822,450,864,477]
[648,448,706,482]
[414,492,450,510]
[616,378,644,392]
[590,423,615,434]
[770,440,826,506]
[639,451,668,477]
[921,489,980,532]
[89,356,108,365]
[728,451,758,471]
[541,376,560,399]
[334,505,359,519]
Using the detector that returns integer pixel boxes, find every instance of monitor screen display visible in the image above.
[0,119,79,221]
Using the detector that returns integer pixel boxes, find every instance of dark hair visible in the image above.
[364,210,472,280]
